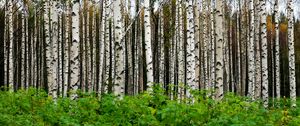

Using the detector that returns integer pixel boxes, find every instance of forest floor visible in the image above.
[0,87,300,126]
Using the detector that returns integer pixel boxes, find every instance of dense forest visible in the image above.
[1,0,300,108]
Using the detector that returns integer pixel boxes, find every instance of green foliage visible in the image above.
[0,87,300,126]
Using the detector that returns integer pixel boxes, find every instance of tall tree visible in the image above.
[113,0,125,96]
[144,0,154,90]
[248,0,255,99]
[287,0,296,107]
[215,0,224,100]
[70,0,80,100]
[8,0,13,91]
[274,0,280,99]
[186,0,196,98]
[177,0,185,100]
[260,0,268,108]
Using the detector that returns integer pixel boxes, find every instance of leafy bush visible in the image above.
[0,87,300,126]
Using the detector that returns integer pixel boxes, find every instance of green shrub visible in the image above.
[0,87,300,126]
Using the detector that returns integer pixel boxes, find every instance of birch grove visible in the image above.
[0,0,299,107]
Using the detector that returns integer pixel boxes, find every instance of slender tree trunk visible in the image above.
[209,0,215,97]
[70,0,80,100]
[186,0,196,99]
[8,0,14,91]
[287,0,296,107]
[178,0,185,100]
[194,0,201,91]
[159,7,165,85]
[215,0,224,100]
[64,1,70,97]
[144,0,154,89]
[51,0,59,100]
[113,0,125,96]
[274,0,280,100]
[260,0,268,108]
[203,0,209,92]
[255,0,262,99]
[21,6,26,89]
[248,0,255,99]
[44,0,54,96]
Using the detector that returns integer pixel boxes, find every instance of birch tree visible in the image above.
[44,0,54,96]
[177,0,185,100]
[70,0,80,100]
[260,0,268,108]
[8,0,13,91]
[215,0,224,100]
[64,0,70,97]
[113,0,125,96]
[255,0,262,99]
[274,0,280,99]
[248,0,255,99]
[144,0,154,90]
[287,0,296,107]
[186,0,196,98]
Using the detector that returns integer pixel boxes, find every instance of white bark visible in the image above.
[287,0,296,107]
[64,1,70,97]
[194,0,201,91]
[260,0,268,108]
[144,0,154,90]
[113,0,125,96]
[236,0,241,95]
[274,0,280,99]
[248,0,255,99]
[186,0,196,98]
[178,0,185,100]
[70,0,80,100]
[203,0,209,92]
[51,0,59,100]
[21,6,26,89]
[159,8,165,85]
[215,0,224,100]
[44,0,54,97]
[209,0,215,97]
[8,0,13,91]
[99,0,106,95]
[104,0,110,93]
[255,0,262,99]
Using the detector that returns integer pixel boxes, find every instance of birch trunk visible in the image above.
[113,0,125,96]
[274,0,280,99]
[99,0,106,95]
[248,0,255,99]
[70,0,80,100]
[209,0,215,96]
[177,0,185,100]
[51,0,59,100]
[186,0,196,98]
[215,0,224,100]
[236,0,241,95]
[44,0,54,96]
[8,0,13,91]
[194,0,201,91]
[64,1,70,97]
[159,8,164,85]
[144,0,154,89]
[203,0,209,92]
[255,0,262,99]
[21,6,26,89]
[287,0,296,107]
[260,0,268,108]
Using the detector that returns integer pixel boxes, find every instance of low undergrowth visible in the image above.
[0,86,300,126]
